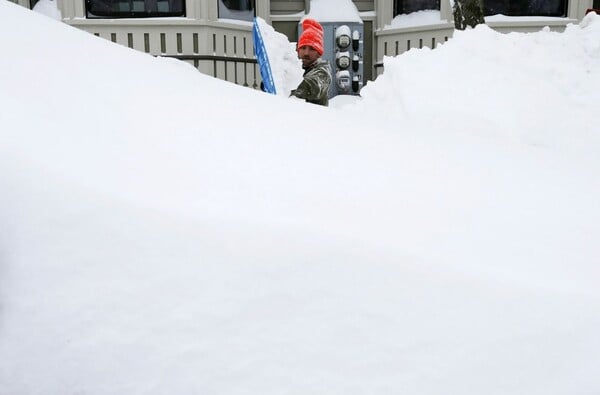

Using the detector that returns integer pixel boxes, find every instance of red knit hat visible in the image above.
[298,18,324,56]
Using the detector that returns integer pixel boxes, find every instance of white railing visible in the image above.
[67,19,261,88]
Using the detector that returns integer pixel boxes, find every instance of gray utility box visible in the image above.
[299,21,364,99]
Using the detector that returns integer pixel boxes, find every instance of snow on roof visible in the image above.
[306,0,362,23]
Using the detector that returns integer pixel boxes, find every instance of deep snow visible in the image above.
[1,1,600,394]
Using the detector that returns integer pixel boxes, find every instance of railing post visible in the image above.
[207,0,218,21]
[440,0,453,23]
[255,0,270,23]
[375,0,393,30]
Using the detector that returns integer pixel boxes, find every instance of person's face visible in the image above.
[297,45,320,68]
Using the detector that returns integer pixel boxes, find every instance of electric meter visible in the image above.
[336,52,350,69]
[335,25,351,49]
[336,70,351,91]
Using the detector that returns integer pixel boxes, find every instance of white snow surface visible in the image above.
[255,17,304,96]
[307,0,362,22]
[387,10,446,28]
[2,2,600,394]
[485,14,574,22]
[32,0,61,20]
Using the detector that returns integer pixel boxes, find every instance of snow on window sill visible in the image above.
[384,10,447,30]
[485,14,574,23]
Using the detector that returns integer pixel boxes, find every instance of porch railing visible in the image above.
[68,20,262,88]
[164,54,259,88]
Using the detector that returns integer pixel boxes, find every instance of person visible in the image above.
[290,18,332,106]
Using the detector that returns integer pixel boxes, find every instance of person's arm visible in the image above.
[290,68,330,101]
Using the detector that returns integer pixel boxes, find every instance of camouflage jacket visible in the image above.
[290,59,332,106]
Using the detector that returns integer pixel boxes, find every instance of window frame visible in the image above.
[217,0,256,21]
[393,0,441,16]
[482,0,568,17]
[85,0,186,18]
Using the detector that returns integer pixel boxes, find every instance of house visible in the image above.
[11,0,597,95]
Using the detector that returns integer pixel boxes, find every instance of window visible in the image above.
[86,0,185,18]
[394,0,440,15]
[483,0,567,17]
[218,0,255,21]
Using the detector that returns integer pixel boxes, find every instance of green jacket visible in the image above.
[291,59,332,106]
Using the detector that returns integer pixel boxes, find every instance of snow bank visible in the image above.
[255,17,304,96]
[360,13,600,150]
[2,2,600,395]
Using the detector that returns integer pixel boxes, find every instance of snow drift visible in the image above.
[1,2,600,394]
